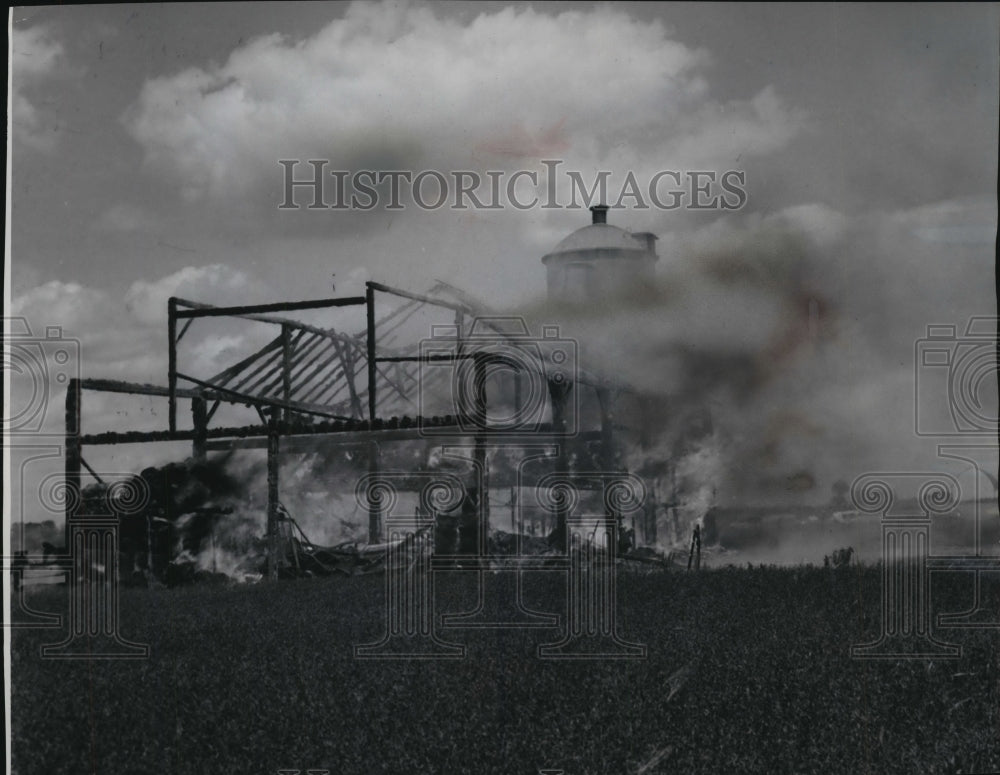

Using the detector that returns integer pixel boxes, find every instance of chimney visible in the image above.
[590,204,608,225]
[633,232,658,255]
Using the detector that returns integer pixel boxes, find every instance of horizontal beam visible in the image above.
[205,427,605,451]
[375,354,477,363]
[80,378,210,400]
[367,281,471,313]
[81,422,610,448]
[80,425,276,445]
[172,296,366,319]
[77,416,468,446]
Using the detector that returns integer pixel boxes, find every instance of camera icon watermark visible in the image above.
[915,317,998,436]
[417,317,578,436]
[3,317,81,436]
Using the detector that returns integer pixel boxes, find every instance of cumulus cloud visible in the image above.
[9,265,272,438]
[122,1,801,206]
[124,263,265,326]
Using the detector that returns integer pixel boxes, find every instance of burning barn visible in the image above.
[55,206,712,584]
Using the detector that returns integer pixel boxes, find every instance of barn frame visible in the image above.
[63,280,632,579]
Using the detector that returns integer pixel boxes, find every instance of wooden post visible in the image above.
[688,525,701,571]
[365,283,382,544]
[366,283,377,422]
[366,284,381,544]
[65,377,82,546]
[191,396,207,462]
[267,424,280,580]
[168,297,178,433]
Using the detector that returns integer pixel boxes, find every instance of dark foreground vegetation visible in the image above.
[11,565,1000,774]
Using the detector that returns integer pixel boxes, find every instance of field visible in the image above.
[11,566,1000,775]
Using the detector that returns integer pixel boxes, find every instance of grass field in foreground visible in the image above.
[11,566,1000,775]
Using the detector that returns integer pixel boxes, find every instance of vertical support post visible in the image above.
[65,377,82,547]
[365,283,382,544]
[366,283,377,423]
[267,424,280,580]
[168,297,178,434]
[191,396,207,462]
[280,323,292,424]
[366,284,382,544]
[688,525,701,571]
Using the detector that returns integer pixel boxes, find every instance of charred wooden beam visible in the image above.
[168,297,178,433]
[366,281,472,314]
[366,283,377,422]
[79,455,105,485]
[229,346,287,395]
[286,339,344,403]
[192,396,208,461]
[173,295,366,319]
[548,375,574,552]
[374,354,477,363]
[65,378,82,546]
[298,363,348,406]
[176,317,195,343]
[79,378,204,399]
[207,334,285,387]
[80,419,600,447]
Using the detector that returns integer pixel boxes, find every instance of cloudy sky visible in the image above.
[7,2,999,522]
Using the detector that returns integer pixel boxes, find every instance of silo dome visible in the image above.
[542,205,658,301]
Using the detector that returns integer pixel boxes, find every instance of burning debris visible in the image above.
[48,212,734,586]
[22,442,680,588]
